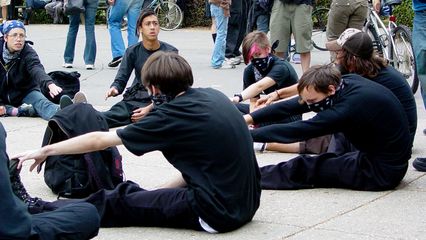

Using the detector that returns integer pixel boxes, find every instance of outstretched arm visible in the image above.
[13,131,122,172]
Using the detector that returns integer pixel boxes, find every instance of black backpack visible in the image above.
[38,103,124,198]
[42,71,81,104]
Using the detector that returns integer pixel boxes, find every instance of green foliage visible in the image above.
[182,0,211,27]
[393,0,414,28]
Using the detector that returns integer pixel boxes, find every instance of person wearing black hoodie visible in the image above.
[0,122,100,240]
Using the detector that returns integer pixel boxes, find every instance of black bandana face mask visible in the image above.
[307,96,333,113]
[251,55,271,75]
[150,94,173,106]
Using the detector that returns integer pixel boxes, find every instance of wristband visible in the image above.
[275,90,281,99]
[234,93,243,102]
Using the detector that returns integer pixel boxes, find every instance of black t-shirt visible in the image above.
[368,66,417,142]
[111,41,178,94]
[117,88,261,232]
[251,74,411,166]
[243,55,298,96]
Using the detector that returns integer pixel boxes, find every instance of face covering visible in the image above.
[251,55,272,75]
[150,94,173,106]
[307,96,333,113]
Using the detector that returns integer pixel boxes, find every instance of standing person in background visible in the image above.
[411,0,426,172]
[107,0,143,68]
[0,0,10,23]
[45,0,64,24]
[269,0,313,73]
[326,0,369,61]
[209,0,234,69]
[225,0,249,65]
[62,0,99,70]
[23,0,48,25]
[247,0,272,33]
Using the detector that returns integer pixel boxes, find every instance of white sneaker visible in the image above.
[63,63,73,68]
[291,53,301,64]
[85,64,94,70]
[213,62,236,69]
[226,57,241,65]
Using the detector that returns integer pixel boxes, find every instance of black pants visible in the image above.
[101,99,151,128]
[31,202,100,240]
[261,130,409,191]
[225,0,249,58]
[260,151,408,191]
[51,181,203,230]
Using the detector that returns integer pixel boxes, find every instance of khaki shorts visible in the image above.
[0,0,10,7]
[270,1,313,53]
[326,0,368,40]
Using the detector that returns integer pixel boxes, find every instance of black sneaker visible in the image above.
[108,56,122,68]
[17,103,36,117]
[59,95,73,109]
[413,157,426,172]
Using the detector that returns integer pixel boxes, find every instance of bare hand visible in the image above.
[48,83,63,98]
[105,87,119,100]
[256,92,277,107]
[0,106,5,116]
[12,148,47,172]
[131,104,153,122]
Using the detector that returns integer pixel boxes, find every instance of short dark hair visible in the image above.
[142,51,193,97]
[337,49,388,79]
[297,64,341,95]
[136,8,157,37]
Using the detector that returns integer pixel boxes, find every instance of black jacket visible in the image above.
[0,38,54,107]
[0,123,32,239]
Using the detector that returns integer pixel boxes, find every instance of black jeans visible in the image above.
[31,202,100,240]
[225,0,250,58]
[51,181,203,230]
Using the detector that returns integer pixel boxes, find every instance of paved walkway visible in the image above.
[4,24,426,239]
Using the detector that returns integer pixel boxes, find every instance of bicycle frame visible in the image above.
[363,4,413,66]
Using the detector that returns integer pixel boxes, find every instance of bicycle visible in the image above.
[311,7,329,51]
[363,0,419,93]
[106,0,183,32]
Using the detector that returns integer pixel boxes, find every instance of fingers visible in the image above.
[105,88,118,100]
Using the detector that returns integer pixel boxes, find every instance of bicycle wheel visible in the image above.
[154,0,183,31]
[311,7,329,51]
[391,25,419,94]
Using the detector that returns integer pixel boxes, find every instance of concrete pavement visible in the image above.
[4,24,426,239]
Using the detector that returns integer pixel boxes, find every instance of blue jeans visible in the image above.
[108,0,143,58]
[64,0,99,65]
[413,10,426,110]
[26,0,47,9]
[22,90,59,120]
[24,0,48,20]
[210,4,229,68]
[256,14,270,33]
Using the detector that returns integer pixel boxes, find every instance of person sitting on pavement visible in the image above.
[103,9,178,128]
[229,31,302,152]
[250,64,411,191]
[14,51,261,233]
[247,28,417,155]
[0,121,100,240]
[0,20,69,120]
